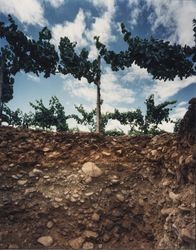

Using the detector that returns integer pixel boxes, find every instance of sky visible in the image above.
[0,0,196,133]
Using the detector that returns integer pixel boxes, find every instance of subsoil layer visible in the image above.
[0,126,195,249]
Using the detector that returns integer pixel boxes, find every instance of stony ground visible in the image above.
[0,126,195,249]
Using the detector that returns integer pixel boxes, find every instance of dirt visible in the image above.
[0,126,195,249]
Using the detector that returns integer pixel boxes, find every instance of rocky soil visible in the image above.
[0,126,195,249]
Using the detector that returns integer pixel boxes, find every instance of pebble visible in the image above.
[102,151,111,156]
[116,193,125,202]
[29,168,43,177]
[110,175,120,184]
[43,147,51,152]
[178,205,191,212]
[17,180,27,185]
[82,162,102,177]
[169,191,180,203]
[37,236,53,247]
[53,203,60,208]
[69,237,85,250]
[162,180,171,187]
[103,233,110,242]
[116,149,123,155]
[54,197,63,202]
[91,213,100,222]
[180,228,195,242]
[83,230,98,238]
[160,207,178,215]
[12,175,20,180]
[151,149,158,156]
[8,244,19,249]
[46,221,54,229]
[70,197,77,202]
[85,192,94,197]
[85,176,92,184]
[105,188,112,195]
[82,242,94,249]
[72,193,79,198]
[43,175,50,179]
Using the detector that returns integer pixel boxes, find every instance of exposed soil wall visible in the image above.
[0,126,195,249]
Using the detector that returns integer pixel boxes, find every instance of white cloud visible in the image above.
[51,9,87,47]
[121,63,152,83]
[86,11,116,45]
[159,105,187,132]
[178,101,187,107]
[106,119,130,133]
[127,0,143,28]
[145,0,196,46]
[159,121,173,133]
[101,68,135,104]
[44,0,64,8]
[27,73,40,82]
[51,0,116,58]
[86,0,116,59]
[88,0,116,13]
[171,107,187,121]
[148,76,196,102]
[63,75,96,102]
[0,0,47,26]
[62,66,135,109]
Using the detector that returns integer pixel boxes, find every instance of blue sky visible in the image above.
[0,0,196,132]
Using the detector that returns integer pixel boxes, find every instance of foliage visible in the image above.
[0,15,58,77]
[95,20,196,81]
[0,15,59,107]
[2,104,33,127]
[70,104,109,133]
[2,104,23,126]
[141,95,176,133]
[68,127,80,133]
[104,129,125,136]
[108,95,176,135]
[107,108,143,127]
[30,96,69,131]
[58,38,100,83]
[174,119,182,133]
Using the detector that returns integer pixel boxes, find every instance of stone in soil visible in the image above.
[69,237,85,250]
[37,235,53,247]
[82,162,102,177]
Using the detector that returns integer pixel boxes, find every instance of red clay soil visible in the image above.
[0,126,195,249]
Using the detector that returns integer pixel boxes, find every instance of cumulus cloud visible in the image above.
[145,0,196,46]
[121,63,152,83]
[147,76,196,102]
[86,0,116,59]
[86,11,116,45]
[127,0,143,28]
[63,66,135,108]
[44,0,64,8]
[0,0,47,26]
[51,0,117,58]
[101,67,135,104]
[51,8,87,47]
[159,105,187,132]
[88,0,116,13]
[63,75,96,102]
[106,119,130,133]
[27,73,41,82]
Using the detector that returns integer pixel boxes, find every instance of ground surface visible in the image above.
[0,126,195,249]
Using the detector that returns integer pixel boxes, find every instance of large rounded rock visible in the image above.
[82,162,102,177]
